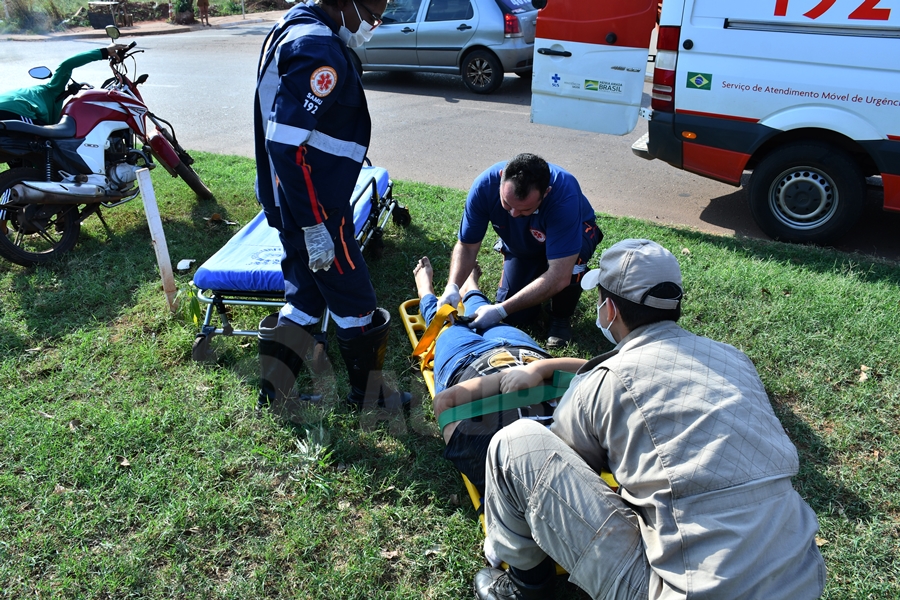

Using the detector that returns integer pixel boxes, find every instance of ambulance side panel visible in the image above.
[530,0,658,135]
[660,0,900,198]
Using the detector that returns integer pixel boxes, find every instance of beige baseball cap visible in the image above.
[581,239,683,310]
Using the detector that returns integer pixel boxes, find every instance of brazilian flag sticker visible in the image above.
[687,72,712,90]
[585,80,600,91]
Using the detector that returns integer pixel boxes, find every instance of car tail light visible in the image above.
[504,13,522,37]
[651,26,680,113]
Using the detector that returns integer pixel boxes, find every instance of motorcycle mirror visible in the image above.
[136,74,149,85]
[28,66,53,80]
[106,25,121,39]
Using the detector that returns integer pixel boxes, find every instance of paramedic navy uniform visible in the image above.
[459,162,601,324]
[254,3,376,332]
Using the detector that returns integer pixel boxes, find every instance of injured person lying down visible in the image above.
[412,257,586,494]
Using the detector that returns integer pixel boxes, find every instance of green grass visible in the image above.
[0,153,898,598]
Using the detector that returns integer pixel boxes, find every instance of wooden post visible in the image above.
[137,169,178,313]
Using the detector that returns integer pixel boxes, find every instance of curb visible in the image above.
[3,16,275,42]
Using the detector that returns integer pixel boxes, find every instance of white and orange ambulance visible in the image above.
[531,0,900,244]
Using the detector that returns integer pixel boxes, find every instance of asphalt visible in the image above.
[4,10,286,42]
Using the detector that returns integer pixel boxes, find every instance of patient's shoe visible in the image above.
[546,316,572,349]
[474,567,555,600]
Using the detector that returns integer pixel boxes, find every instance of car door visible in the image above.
[416,0,479,69]
[362,0,425,67]
[531,0,658,135]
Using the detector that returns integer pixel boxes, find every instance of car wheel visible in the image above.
[462,50,503,94]
[748,142,865,245]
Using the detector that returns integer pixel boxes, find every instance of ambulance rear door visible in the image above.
[531,0,660,135]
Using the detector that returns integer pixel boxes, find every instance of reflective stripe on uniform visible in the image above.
[266,120,312,146]
[307,130,368,162]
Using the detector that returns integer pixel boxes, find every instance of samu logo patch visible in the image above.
[530,228,547,243]
[311,66,338,97]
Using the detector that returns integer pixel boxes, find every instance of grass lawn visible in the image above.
[0,153,898,598]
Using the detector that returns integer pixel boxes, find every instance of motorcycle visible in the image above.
[0,26,213,267]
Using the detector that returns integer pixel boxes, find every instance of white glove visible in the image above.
[437,283,461,309]
[302,222,334,272]
[468,304,507,330]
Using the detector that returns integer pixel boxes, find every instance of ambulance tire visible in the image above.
[749,142,865,245]
[462,50,503,94]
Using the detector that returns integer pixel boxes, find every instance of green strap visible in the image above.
[437,370,576,430]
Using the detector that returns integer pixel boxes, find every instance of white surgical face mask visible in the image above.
[596,299,618,345]
[338,1,375,48]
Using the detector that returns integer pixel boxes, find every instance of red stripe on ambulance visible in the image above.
[682,143,750,186]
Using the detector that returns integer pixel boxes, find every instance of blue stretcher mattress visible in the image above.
[193,166,390,294]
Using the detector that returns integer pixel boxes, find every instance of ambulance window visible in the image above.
[425,0,474,21]
[495,0,536,14]
[382,0,423,24]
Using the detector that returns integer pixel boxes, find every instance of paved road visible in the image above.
[2,25,898,261]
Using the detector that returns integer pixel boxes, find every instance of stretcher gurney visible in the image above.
[398,298,617,575]
[190,164,410,361]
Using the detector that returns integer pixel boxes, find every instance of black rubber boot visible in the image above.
[257,313,322,421]
[473,566,556,600]
[337,308,411,410]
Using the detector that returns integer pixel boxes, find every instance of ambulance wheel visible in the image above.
[749,142,865,245]
[462,50,503,94]
[392,205,411,227]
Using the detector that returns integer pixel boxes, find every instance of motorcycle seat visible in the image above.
[0,115,77,139]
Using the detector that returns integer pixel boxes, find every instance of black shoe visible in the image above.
[546,317,572,349]
[473,567,555,600]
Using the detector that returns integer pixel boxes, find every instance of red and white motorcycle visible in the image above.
[0,27,212,267]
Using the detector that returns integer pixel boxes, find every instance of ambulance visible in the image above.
[530,0,900,244]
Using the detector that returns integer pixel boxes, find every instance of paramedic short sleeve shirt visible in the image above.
[459,162,596,260]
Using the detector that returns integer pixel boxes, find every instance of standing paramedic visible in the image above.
[438,153,601,348]
[474,239,825,600]
[253,0,409,411]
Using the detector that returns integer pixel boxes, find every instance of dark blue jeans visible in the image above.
[420,291,544,393]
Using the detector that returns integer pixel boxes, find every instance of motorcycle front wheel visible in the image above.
[0,168,81,267]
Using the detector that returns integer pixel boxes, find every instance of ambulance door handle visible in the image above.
[401,27,415,33]
[606,32,617,44]
[537,48,572,57]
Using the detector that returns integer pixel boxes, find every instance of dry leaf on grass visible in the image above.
[68,419,81,432]
[37,410,54,419]
[380,550,401,560]
[681,248,691,255]
[117,456,131,468]
[815,536,828,547]
[53,484,69,494]
[425,545,444,557]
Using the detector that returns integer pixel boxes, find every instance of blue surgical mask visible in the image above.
[596,299,617,345]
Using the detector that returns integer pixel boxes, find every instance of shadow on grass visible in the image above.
[773,396,873,521]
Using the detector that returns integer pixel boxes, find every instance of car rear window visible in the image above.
[494,0,536,14]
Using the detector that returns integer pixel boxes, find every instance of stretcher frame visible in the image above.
[399,298,617,576]
[190,164,410,361]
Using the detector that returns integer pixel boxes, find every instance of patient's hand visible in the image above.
[500,365,544,394]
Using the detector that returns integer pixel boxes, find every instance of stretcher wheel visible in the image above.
[392,205,411,227]
[191,332,217,363]
[367,228,385,259]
